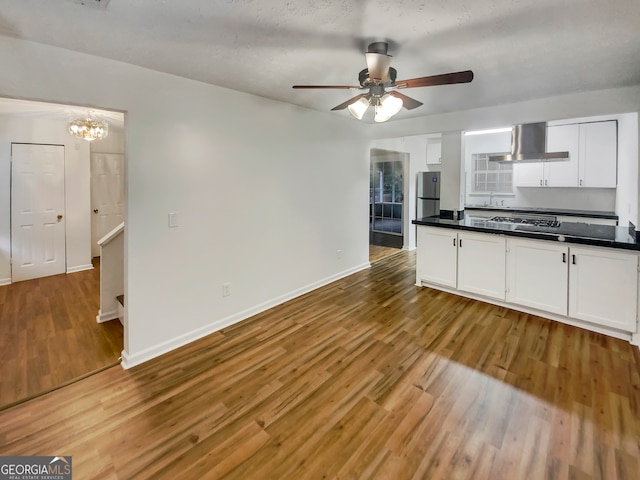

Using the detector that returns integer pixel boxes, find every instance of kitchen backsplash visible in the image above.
[466,186,616,211]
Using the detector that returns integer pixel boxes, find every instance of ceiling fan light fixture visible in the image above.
[347,97,370,120]
[374,94,403,123]
[68,111,109,141]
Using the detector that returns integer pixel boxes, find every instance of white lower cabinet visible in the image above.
[457,231,506,300]
[568,247,638,331]
[506,239,569,315]
[416,226,457,288]
[416,227,505,300]
[417,227,639,337]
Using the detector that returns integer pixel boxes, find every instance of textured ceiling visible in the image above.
[0,0,639,123]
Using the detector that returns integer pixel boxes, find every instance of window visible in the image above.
[471,152,513,194]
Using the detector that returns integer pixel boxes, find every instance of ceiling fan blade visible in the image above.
[395,70,474,89]
[389,91,423,110]
[293,85,360,89]
[331,94,366,111]
[365,52,392,83]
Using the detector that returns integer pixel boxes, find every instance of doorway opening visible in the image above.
[0,97,125,409]
[369,149,409,263]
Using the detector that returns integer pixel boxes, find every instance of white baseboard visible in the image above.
[67,264,94,274]
[402,245,416,251]
[631,332,640,347]
[418,281,633,342]
[96,309,119,323]
[0,277,11,286]
[121,262,371,369]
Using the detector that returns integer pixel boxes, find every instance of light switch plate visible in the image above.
[168,212,179,228]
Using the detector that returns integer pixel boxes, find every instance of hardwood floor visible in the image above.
[369,243,402,263]
[1,251,639,479]
[0,258,123,409]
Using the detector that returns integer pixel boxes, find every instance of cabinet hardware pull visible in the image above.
[453,238,456,247]
[539,179,543,186]
[545,179,548,186]
[580,179,583,186]
[562,253,566,263]
[572,254,576,265]
[459,239,463,248]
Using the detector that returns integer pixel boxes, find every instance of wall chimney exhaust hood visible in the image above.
[489,122,569,163]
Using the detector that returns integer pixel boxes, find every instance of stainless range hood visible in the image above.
[489,122,569,163]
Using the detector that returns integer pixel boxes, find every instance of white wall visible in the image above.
[440,131,464,213]
[0,35,371,366]
[0,116,92,284]
[91,130,125,155]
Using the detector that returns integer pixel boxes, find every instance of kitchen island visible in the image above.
[412,215,640,345]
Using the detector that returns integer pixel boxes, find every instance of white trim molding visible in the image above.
[96,309,119,323]
[0,277,11,286]
[121,262,371,369]
[67,264,94,274]
[417,280,634,343]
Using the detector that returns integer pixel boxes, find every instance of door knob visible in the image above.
[93,209,99,214]
[57,214,63,221]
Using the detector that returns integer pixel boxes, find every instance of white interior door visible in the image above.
[91,153,124,257]
[11,143,66,282]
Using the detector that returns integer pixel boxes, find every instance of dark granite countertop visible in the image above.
[412,216,639,251]
[464,205,618,220]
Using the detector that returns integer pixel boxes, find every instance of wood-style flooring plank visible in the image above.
[0,250,639,479]
[0,258,123,409]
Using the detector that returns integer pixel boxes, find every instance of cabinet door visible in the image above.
[579,121,617,188]
[513,162,544,187]
[506,239,569,315]
[426,142,442,164]
[416,227,458,288]
[568,247,637,331]
[457,232,506,300]
[544,124,579,187]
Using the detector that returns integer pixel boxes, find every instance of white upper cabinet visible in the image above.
[545,124,580,187]
[579,121,617,188]
[514,124,580,187]
[426,141,442,165]
[513,161,544,187]
[514,120,617,188]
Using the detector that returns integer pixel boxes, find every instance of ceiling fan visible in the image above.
[293,42,474,122]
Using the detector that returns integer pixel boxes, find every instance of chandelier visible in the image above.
[68,111,109,141]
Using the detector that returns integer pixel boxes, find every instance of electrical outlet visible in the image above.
[222,283,231,297]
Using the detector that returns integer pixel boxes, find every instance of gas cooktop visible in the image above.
[489,216,561,228]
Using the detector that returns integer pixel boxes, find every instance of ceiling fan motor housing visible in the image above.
[359,67,397,89]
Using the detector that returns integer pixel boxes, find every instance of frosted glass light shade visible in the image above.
[374,94,403,123]
[347,97,370,120]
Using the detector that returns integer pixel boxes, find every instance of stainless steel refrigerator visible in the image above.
[417,171,440,218]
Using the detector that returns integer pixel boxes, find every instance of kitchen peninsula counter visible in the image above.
[412,216,640,251]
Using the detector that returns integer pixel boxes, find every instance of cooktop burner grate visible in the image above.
[489,216,561,228]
